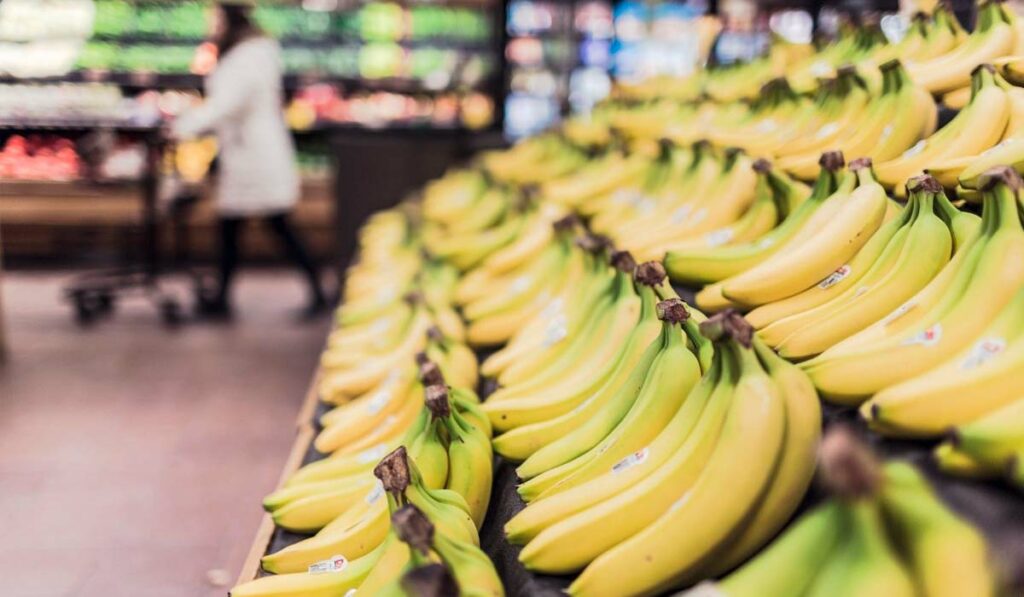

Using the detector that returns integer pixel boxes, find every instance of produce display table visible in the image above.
[239,287,1024,593]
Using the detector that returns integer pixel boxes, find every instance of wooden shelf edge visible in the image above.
[235,366,322,586]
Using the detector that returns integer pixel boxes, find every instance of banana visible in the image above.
[656,162,781,256]
[875,64,1010,192]
[934,441,1000,478]
[492,248,615,387]
[564,314,786,594]
[625,151,759,261]
[806,166,1024,404]
[745,186,911,331]
[906,1,1016,95]
[230,540,385,597]
[719,159,888,307]
[432,531,504,597]
[512,282,669,484]
[713,502,844,597]
[959,135,1024,189]
[772,176,954,359]
[880,461,996,597]
[863,285,1024,437]
[504,343,729,545]
[483,260,658,433]
[264,481,390,568]
[434,385,493,528]
[541,150,650,208]
[517,298,702,501]
[805,500,916,597]
[667,153,840,287]
[696,338,821,577]
[317,367,418,447]
[949,397,1024,468]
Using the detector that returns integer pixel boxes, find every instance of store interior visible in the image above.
[2,0,1024,596]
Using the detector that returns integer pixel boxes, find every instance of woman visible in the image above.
[172,0,327,319]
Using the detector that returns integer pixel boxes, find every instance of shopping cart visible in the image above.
[64,131,217,327]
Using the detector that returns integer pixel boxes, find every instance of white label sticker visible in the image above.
[376,286,397,303]
[510,276,531,294]
[818,265,852,289]
[809,60,831,77]
[901,140,927,158]
[541,297,565,320]
[309,555,348,575]
[357,444,390,464]
[882,301,916,326]
[814,122,840,140]
[637,197,657,216]
[960,337,1007,370]
[902,323,942,347]
[705,228,734,247]
[364,481,385,504]
[612,189,640,205]
[543,315,569,347]
[365,388,394,415]
[671,204,693,224]
[612,447,650,474]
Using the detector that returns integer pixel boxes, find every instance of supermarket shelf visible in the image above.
[0,71,496,95]
[0,118,159,132]
[242,280,1024,594]
[86,33,494,51]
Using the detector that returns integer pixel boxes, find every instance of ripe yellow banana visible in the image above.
[565,327,786,595]
[667,155,841,287]
[862,285,1024,437]
[720,160,888,307]
[880,461,995,597]
[804,167,1024,404]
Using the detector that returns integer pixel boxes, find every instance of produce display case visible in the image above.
[240,283,1024,594]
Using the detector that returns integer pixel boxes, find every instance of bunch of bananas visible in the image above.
[481,133,588,186]
[482,254,710,468]
[502,311,818,596]
[233,447,501,596]
[453,211,581,347]
[805,166,1024,406]
[262,367,491,562]
[877,64,1024,194]
[747,173,972,360]
[905,0,1020,95]
[692,155,892,312]
[320,208,475,406]
[935,397,1024,489]
[707,428,997,597]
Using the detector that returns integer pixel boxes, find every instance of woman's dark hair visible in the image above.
[215,3,263,57]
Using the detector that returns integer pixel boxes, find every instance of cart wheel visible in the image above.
[73,296,98,327]
[160,299,183,328]
[97,293,115,315]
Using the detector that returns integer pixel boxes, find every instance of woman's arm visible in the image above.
[171,52,255,139]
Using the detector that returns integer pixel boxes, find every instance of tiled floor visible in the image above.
[0,270,328,597]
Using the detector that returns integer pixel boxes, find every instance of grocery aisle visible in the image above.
[0,271,328,597]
